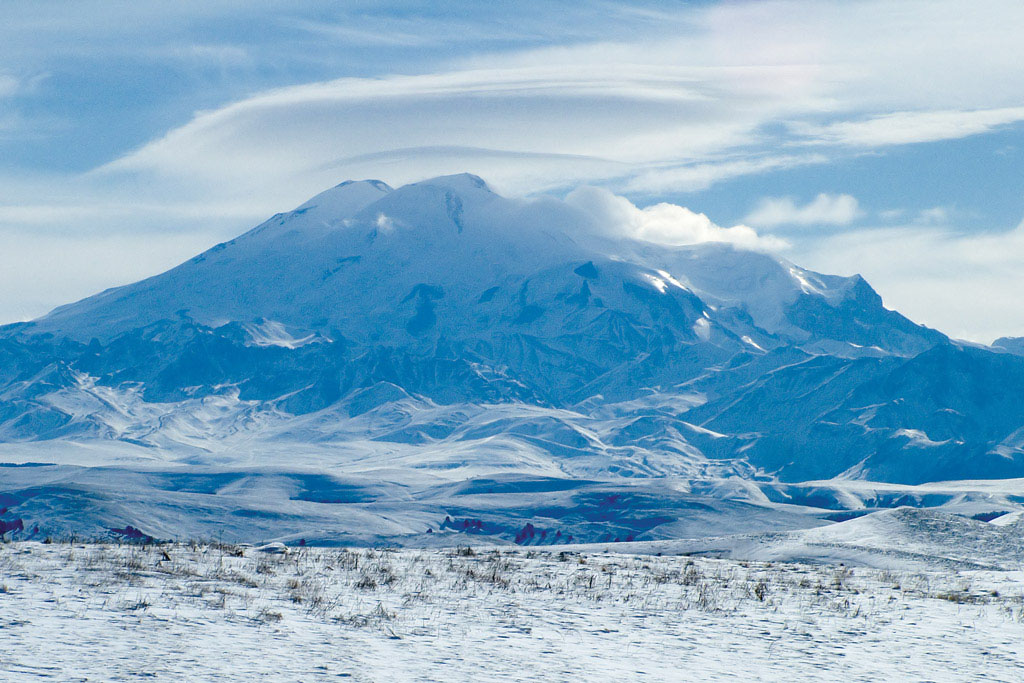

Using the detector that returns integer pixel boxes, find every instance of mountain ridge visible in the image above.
[1,174,1023,543]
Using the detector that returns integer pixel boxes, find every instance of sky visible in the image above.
[1,0,1022,342]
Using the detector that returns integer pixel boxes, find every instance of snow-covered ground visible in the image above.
[587,507,1024,571]
[2,541,1023,681]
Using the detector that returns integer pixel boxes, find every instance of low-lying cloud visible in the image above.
[567,186,786,251]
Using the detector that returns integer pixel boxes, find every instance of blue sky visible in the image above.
[1,0,1023,341]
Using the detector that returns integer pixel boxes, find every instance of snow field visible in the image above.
[2,542,1023,681]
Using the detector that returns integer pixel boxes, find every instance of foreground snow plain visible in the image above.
[2,541,1023,681]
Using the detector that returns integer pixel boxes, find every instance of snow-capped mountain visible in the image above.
[2,174,1024,543]
[29,175,936,357]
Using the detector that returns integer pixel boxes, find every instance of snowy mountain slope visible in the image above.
[0,463,826,545]
[592,507,1024,570]
[2,174,1024,542]
[19,174,938,359]
[992,336,1024,355]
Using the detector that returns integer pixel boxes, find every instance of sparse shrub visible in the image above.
[695,581,718,611]
[254,554,280,575]
[681,563,702,586]
[122,597,151,611]
[257,608,283,623]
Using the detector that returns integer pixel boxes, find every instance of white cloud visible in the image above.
[796,107,1024,147]
[0,174,266,323]
[744,193,860,228]
[0,200,258,227]
[83,0,1024,206]
[96,63,781,201]
[0,227,222,323]
[287,19,443,48]
[566,186,786,251]
[0,74,17,97]
[915,207,951,225]
[877,206,955,226]
[622,154,829,194]
[147,44,253,68]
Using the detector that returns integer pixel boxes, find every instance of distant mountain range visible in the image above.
[2,174,1024,543]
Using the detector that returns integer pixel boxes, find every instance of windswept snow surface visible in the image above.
[3,174,1024,543]
[3,542,1024,682]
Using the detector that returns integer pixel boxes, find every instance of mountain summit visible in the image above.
[2,176,1024,542]
[30,173,936,354]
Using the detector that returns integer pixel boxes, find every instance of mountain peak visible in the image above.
[293,178,393,216]
[20,174,938,357]
[993,337,1024,356]
[409,173,493,195]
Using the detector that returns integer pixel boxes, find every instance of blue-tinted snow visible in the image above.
[1,176,1023,545]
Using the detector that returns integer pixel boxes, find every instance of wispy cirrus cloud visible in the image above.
[0,226,222,324]
[88,0,1024,206]
[795,107,1024,148]
[622,154,830,195]
[0,74,18,97]
[744,193,860,229]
